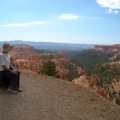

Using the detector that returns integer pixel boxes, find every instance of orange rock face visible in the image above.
[88,74,99,87]
[72,75,89,88]
[94,44,120,53]
[9,44,84,79]
[95,85,108,99]
[72,74,108,99]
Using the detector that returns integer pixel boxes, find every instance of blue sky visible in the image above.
[0,0,120,45]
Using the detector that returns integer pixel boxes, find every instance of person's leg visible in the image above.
[0,75,3,86]
[8,69,21,87]
[15,71,20,89]
[9,72,19,90]
[1,70,21,93]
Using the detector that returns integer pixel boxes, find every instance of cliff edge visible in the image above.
[0,74,120,120]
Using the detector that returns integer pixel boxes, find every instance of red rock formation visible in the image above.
[10,44,84,79]
[88,74,99,87]
[12,44,37,53]
[93,85,108,99]
[109,53,120,61]
[94,44,120,52]
[76,67,86,75]
[72,75,89,88]
[73,74,108,99]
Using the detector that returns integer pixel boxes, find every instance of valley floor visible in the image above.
[0,74,120,120]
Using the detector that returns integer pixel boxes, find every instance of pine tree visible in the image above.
[41,60,58,76]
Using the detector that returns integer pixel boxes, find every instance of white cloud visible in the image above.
[106,8,119,14]
[114,10,120,14]
[60,14,80,20]
[96,0,120,14]
[1,21,45,27]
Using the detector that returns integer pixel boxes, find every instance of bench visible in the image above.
[0,75,11,87]
[0,76,2,86]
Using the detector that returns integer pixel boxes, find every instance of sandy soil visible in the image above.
[0,74,120,120]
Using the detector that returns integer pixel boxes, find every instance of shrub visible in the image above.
[41,60,58,76]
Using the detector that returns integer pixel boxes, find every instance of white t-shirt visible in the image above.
[0,53,10,71]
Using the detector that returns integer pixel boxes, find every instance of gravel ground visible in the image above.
[0,74,120,120]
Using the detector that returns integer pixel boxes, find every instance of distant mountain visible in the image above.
[0,40,94,52]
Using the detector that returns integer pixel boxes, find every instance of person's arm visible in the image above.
[9,63,15,70]
[2,65,13,72]
[10,57,16,70]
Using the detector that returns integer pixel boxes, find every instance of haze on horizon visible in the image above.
[0,0,120,45]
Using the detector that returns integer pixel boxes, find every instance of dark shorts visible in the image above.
[0,70,20,89]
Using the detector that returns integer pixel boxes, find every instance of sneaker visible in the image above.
[6,89,18,94]
[17,88,22,92]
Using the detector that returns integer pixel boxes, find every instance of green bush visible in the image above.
[41,60,58,76]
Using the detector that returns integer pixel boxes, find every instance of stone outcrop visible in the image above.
[72,75,89,88]
[94,44,120,52]
[72,74,108,99]
[12,44,37,53]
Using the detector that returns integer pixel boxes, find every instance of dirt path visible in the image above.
[0,74,120,120]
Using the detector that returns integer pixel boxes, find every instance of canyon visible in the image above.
[9,44,85,79]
